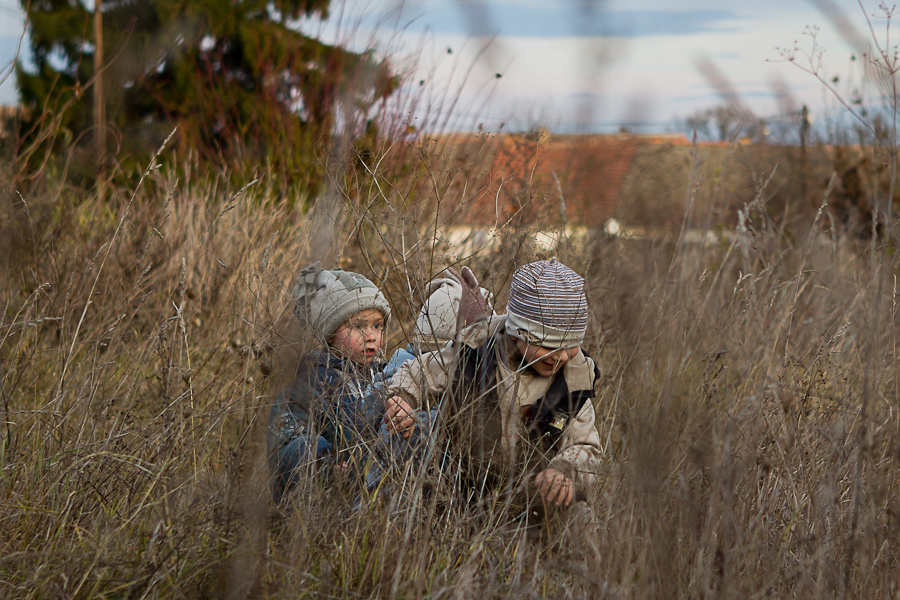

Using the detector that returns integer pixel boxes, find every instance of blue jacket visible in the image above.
[267,350,387,465]
[384,344,417,380]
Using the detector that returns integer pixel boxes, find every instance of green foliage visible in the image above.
[16,0,400,191]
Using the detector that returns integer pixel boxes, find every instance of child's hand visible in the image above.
[384,396,416,439]
[533,468,574,508]
[331,461,351,485]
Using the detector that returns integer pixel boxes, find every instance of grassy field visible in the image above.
[2,132,900,599]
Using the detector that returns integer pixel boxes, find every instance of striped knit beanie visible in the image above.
[291,262,391,341]
[505,258,588,349]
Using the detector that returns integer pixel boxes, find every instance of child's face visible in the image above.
[514,338,580,377]
[329,309,385,365]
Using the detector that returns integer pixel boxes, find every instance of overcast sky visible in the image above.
[0,0,880,133]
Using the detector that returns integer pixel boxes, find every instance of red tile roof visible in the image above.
[403,133,642,229]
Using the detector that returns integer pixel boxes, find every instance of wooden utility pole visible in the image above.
[93,0,105,168]
[800,104,810,206]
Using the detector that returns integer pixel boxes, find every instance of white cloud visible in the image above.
[0,0,883,127]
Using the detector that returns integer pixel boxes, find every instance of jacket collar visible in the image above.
[309,349,386,374]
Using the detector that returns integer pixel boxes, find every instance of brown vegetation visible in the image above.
[3,127,900,599]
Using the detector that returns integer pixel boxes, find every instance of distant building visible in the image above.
[379,130,838,253]
[399,132,652,230]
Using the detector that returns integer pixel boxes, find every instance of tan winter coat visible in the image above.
[388,315,601,495]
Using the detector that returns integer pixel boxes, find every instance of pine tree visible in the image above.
[16,0,399,189]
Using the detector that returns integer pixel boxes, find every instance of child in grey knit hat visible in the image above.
[385,258,601,516]
[267,262,416,503]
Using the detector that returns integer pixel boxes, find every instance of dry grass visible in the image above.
[2,131,900,599]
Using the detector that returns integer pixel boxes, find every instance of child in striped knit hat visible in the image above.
[385,258,601,517]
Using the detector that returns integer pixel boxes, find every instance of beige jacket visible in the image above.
[388,315,601,495]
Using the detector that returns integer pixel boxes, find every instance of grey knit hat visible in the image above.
[415,266,494,350]
[505,258,588,349]
[291,262,391,341]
